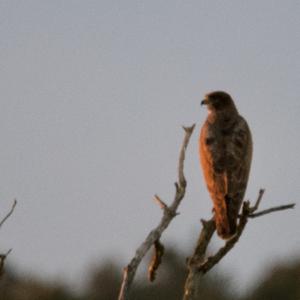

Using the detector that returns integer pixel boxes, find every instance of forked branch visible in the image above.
[118,124,195,300]
[0,199,17,278]
[184,190,295,300]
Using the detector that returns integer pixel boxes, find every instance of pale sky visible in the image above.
[0,0,299,293]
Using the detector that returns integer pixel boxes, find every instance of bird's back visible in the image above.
[199,114,252,238]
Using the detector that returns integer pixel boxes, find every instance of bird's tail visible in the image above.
[214,195,237,239]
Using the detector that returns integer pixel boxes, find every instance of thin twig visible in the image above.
[249,188,265,213]
[153,195,169,211]
[0,200,17,278]
[0,199,17,229]
[118,124,195,300]
[248,203,295,218]
[0,248,12,277]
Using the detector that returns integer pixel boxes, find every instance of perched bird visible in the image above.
[199,91,252,239]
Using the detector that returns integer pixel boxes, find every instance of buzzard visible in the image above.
[199,91,252,239]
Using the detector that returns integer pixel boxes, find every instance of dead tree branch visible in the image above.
[0,249,12,279]
[183,190,295,300]
[248,204,295,218]
[0,199,17,229]
[118,124,196,300]
[0,199,17,278]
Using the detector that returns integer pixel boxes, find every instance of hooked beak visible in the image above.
[201,99,209,106]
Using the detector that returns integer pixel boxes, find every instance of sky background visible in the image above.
[0,0,299,294]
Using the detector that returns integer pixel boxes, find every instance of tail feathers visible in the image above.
[215,214,236,240]
[214,195,238,239]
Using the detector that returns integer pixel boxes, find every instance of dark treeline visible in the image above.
[0,249,299,300]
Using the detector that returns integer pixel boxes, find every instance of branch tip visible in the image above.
[153,195,168,210]
[249,188,265,213]
[6,249,12,256]
[0,199,17,229]
[248,203,295,218]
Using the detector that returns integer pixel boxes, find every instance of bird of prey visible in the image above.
[199,91,252,239]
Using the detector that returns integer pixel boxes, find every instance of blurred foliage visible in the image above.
[0,249,299,300]
[0,269,81,300]
[244,258,300,300]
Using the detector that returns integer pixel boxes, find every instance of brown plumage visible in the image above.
[199,91,252,239]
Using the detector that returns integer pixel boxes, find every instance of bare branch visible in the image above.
[1,200,17,279]
[0,248,12,278]
[196,201,250,274]
[184,200,252,299]
[249,188,265,213]
[178,125,195,188]
[118,124,195,300]
[153,194,169,211]
[184,218,215,299]
[184,189,295,300]
[188,218,216,266]
[0,199,17,229]
[248,203,295,218]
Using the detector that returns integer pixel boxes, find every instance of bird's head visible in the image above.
[201,91,237,114]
